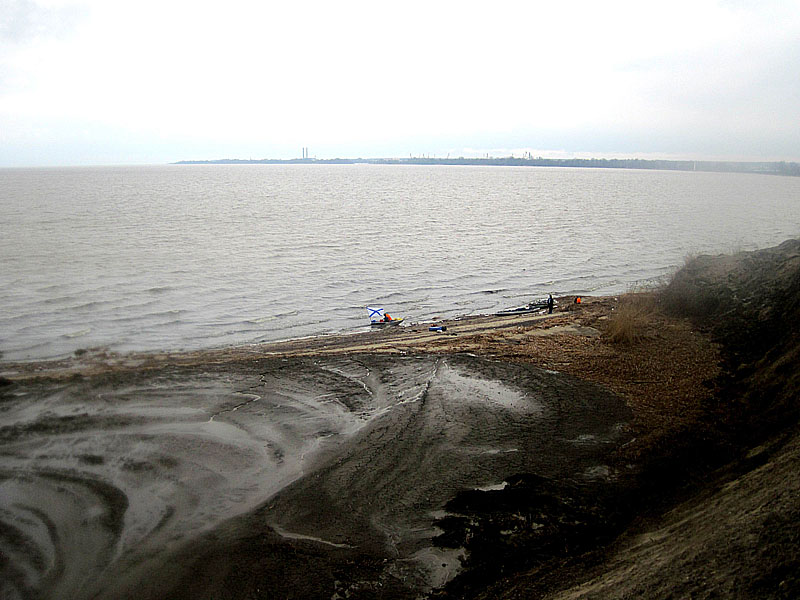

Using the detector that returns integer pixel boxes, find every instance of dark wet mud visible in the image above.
[0,353,630,600]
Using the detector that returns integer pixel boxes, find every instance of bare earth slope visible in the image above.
[485,240,800,600]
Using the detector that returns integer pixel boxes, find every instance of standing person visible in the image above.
[547,294,554,314]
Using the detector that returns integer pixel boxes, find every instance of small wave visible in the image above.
[143,309,187,318]
[244,309,300,325]
[112,310,186,325]
[42,295,80,305]
[246,315,278,324]
[69,300,114,312]
[1,338,54,357]
[110,299,166,315]
[63,328,92,339]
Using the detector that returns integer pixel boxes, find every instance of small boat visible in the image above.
[495,298,553,316]
[366,306,404,327]
[495,305,545,316]
[371,318,404,328]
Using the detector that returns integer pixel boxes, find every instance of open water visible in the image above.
[1,164,799,361]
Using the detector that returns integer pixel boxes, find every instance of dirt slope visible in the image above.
[482,240,800,600]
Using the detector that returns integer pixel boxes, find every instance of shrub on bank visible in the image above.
[604,293,656,344]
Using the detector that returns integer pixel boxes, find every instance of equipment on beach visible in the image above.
[366,306,404,327]
[495,298,554,316]
[495,305,545,316]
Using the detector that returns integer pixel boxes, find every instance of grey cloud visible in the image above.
[0,0,84,43]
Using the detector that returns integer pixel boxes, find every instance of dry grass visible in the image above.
[604,293,657,345]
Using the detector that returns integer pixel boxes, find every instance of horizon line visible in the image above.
[172,156,800,176]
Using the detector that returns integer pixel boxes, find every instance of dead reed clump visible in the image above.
[604,293,657,345]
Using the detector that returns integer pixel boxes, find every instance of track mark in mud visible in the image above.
[371,359,443,423]
[272,525,355,549]
[319,359,374,398]
[207,376,268,421]
[408,357,442,407]
[207,392,261,421]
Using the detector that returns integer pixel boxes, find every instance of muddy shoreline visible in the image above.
[0,310,562,381]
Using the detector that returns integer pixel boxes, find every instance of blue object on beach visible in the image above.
[429,326,447,332]
[366,306,384,321]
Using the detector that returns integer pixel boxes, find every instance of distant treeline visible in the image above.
[174,157,800,176]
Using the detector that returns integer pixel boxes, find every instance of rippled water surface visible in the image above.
[2,164,799,360]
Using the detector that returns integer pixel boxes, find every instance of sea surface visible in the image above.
[2,164,799,362]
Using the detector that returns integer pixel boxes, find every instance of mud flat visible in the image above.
[0,321,632,600]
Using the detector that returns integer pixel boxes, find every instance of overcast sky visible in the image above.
[1,0,799,167]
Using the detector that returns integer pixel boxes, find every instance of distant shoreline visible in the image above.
[173,156,800,176]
